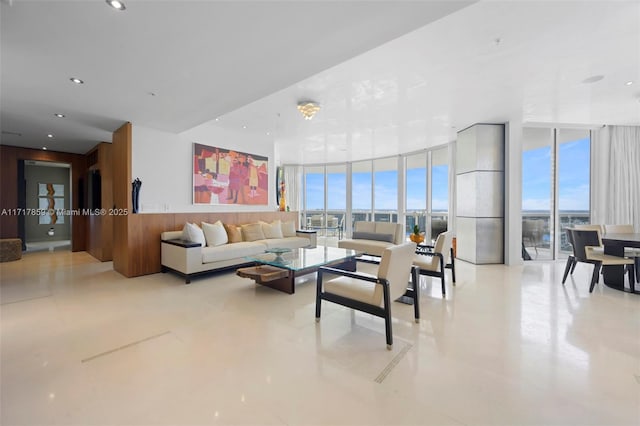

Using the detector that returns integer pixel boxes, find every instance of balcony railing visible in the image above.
[522,210,590,258]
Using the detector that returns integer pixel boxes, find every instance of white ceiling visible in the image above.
[0,0,473,154]
[2,0,639,165]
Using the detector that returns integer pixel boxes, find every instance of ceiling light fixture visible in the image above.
[105,0,126,11]
[47,134,54,138]
[297,101,320,120]
[54,113,65,118]
[42,147,47,150]
[70,77,84,84]
[626,81,633,86]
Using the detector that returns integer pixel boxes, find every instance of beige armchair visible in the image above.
[315,242,418,349]
[412,231,455,297]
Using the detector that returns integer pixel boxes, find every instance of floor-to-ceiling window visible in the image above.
[405,152,427,238]
[373,157,398,223]
[430,146,449,240]
[557,129,591,256]
[326,164,346,236]
[522,128,553,260]
[522,127,591,260]
[304,165,324,229]
[351,160,372,226]
[403,147,450,241]
[298,145,451,242]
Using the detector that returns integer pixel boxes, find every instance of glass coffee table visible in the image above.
[237,246,358,294]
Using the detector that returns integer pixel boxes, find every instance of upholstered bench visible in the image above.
[0,238,22,262]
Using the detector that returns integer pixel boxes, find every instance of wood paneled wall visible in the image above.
[106,121,297,278]
[86,142,113,261]
[112,122,132,276]
[117,211,298,278]
[0,145,87,251]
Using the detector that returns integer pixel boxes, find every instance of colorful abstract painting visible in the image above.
[193,143,268,205]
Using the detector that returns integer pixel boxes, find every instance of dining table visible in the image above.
[601,233,640,294]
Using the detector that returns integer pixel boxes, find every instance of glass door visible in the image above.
[522,127,591,260]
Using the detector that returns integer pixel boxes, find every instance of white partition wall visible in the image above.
[456,124,505,264]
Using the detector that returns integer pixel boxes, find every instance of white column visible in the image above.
[456,124,505,264]
[505,120,524,266]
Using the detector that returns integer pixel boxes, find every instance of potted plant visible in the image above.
[410,224,424,244]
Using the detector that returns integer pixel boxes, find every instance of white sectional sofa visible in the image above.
[161,220,311,283]
[338,221,404,256]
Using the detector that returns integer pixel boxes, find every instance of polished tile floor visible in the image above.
[1,249,639,425]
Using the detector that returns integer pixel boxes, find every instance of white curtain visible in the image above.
[283,165,302,224]
[592,125,640,230]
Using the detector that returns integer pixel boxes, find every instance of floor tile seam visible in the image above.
[0,293,53,305]
[80,330,172,363]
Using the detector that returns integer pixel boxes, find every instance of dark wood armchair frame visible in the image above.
[315,266,420,349]
[414,245,456,297]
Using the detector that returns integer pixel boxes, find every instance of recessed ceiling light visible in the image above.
[242,125,247,129]
[626,81,633,86]
[47,134,54,138]
[105,0,126,10]
[70,77,84,84]
[582,75,604,84]
[266,132,270,136]
[54,113,65,118]
[42,147,47,150]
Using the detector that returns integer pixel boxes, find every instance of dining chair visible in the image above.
[315,242,418,349]
[565,229,635,293]
[603,224,640,283]
[412,231,455,298]
[573,224,605,254]
[561,228,578,283]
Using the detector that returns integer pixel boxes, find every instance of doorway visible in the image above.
[21,160,72,252]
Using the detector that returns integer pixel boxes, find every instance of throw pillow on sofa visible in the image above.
[281,220,296,237]
[241,223,265,242]
[202,220,228,247]
[224,223,243,243]
[182,222,206,246]
[261,220,284,239]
